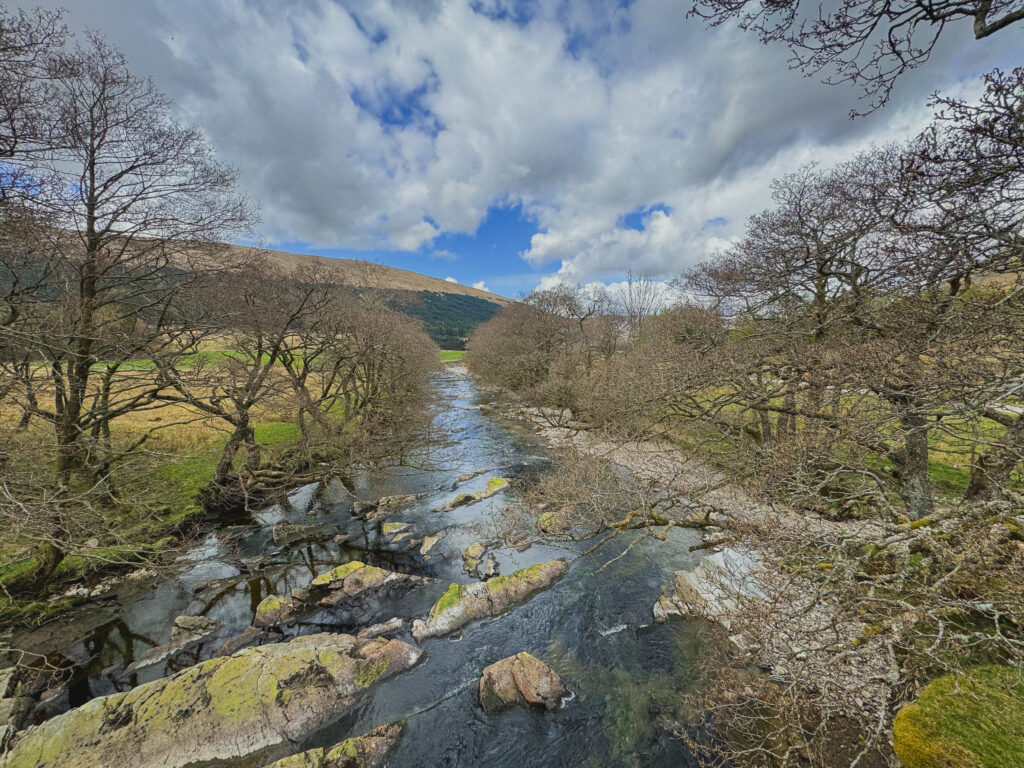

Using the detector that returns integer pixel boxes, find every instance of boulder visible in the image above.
[253,595,298,629]
[412,560,567,642]
[0,634,422,768]
[380,522,410,537]
[478,653,568,715]
[265,723,403,768]
[124,615,220,675]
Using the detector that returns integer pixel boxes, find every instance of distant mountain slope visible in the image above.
[225,244,511,305]
[225,244,509,349]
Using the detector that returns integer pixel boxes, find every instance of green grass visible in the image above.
[440,350,466,362]
[894,665,1024,768]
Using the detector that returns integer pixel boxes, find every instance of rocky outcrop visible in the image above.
[309,561,427,608]
[123,615,220,675]
[265,723,403,768]
[307,562,429,628]
[0,633,422,768]
[436,478,510,512]
[253,595,298,629]
[412,560,567,642]
[419,533,444,555]
[478,653,568,715]
[652,548,764,630]
[462,542,486,573]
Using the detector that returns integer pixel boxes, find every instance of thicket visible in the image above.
[466,69,1024,767]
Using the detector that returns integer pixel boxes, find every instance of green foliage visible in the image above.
[440,350,466,362]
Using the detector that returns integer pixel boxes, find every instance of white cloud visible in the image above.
[33,0,1016,283]
[444,276,458,283]
[472,280,489,291]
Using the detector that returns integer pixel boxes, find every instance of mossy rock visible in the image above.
[265,723,403,768]
[893,665,1024,768]
[310,561,366,588]
[0,634,422,768]
[429,583,466,618]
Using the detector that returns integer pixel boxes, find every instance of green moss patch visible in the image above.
[430,583,466,617]
[310,561,365,587]
[894,665,1024,768]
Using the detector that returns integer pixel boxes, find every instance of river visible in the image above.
[14,365,707,767]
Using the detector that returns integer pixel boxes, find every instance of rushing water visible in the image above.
[19,366,708,767]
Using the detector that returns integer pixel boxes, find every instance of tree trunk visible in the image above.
[897,413,934,520]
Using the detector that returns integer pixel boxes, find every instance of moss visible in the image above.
[893,665,1024,768]
[310,560,365,587]
[430,583,466,617]
[484,477,509,493]
[486,562,546,595]
[353,657,389,688]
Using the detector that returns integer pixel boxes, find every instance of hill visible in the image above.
[228,244,510,349]
[226,244,511,305]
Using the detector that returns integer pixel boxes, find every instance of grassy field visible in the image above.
[440,350,466,362]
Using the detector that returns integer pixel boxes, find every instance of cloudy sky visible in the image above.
[20,0,1019,296]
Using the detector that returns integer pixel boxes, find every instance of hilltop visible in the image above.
[226,244,511,305]
[226,244,510,349]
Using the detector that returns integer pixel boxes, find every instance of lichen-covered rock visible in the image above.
[419,534,444,555]
[478,653,568,715]
[462,542,486,573]
[412,560,567,642]
[0,634,422,768]
[381,522,410,537]
[265,723,403,768]
[310,562,424,608]
[123,615,221,675]
[253,595,298,629]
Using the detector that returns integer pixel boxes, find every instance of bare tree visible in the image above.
[0,34,253,486]
[689,0,1024,112]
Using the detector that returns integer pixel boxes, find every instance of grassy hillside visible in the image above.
[225,245,509,348]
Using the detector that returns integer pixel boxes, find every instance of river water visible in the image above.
[23,366,707,767]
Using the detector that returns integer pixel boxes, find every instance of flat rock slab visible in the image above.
[479,652,568,715]
[265,723,402,768]
[0,633,422,768]
[412,560,567,642]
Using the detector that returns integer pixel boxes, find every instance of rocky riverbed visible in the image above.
[0,366,707,767]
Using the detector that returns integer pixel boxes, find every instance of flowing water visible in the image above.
[16,366,707,767]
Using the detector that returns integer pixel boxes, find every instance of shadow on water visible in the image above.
[20,366,708,767]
